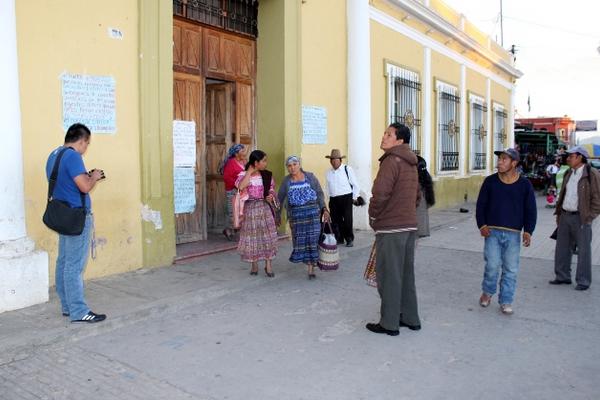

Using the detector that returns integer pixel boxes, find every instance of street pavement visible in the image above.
[1,198,598,400]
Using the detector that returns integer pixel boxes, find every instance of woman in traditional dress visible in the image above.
[220,144,246,240]
[278,156,330,279]
[416,155,435,238]
[236,150,278,277]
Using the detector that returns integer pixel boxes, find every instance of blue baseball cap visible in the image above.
[494,148,520,161]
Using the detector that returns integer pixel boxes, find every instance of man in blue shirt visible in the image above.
[46,123,106,323]
[476,148,537,315]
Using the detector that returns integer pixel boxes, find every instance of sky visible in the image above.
[442,0,600,122]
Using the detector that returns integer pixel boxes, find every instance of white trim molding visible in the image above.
[382,0,522,79]
[369,6,518,90]
[347,0,372,230]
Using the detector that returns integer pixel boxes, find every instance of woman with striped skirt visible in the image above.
[236,150,279,277]
[278,156,330,279]
[220,144,246,240]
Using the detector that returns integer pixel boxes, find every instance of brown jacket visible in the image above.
[555,164,600,225]
[369,144,419,231]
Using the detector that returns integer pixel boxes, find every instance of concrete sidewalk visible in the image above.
[1,200,598,400]
[0,204,472,365]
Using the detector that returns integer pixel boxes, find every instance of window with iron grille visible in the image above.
[469,94,487,171]
[173,0,258,38]
[493,104,507,167]
[387,64,421,154]
[436,81,460,172]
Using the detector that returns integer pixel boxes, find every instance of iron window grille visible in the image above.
[470,95,488,171]
[387,64,421,155]
[174,0,258,37]
[436,82,460,172]
[493,106,507,167]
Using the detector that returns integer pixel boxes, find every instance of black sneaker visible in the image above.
[72,311,107,323]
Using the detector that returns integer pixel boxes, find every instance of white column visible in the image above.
[422,47,432,167]
[0,0,48,313]
[508,84,516,147]
[347,0,372,230]
[486,78,492,173]
[459,64,467,176]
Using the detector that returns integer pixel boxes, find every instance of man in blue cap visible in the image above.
[550,145,600,290]
[476,147,537,315]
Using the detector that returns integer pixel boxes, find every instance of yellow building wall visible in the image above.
[299,0,347,186]
[370,20,424,178]
[16,1,144,281]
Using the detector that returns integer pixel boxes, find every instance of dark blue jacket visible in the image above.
[476,174,537,234]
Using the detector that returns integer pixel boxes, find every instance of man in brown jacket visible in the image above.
[550,145,600,290]
[366,122,421,336]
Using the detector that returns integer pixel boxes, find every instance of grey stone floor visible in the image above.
[1,201,598,400]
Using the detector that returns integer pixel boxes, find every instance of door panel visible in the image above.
[236,82,253,142]
[205,83,234,231]
[173,72,205,244]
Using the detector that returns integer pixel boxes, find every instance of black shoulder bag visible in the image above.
[42,147,87,236]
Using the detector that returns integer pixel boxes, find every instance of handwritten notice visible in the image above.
[174,167,196,214]
[173,120,196,168]
[302,105,328,144]
[61,73,116,133]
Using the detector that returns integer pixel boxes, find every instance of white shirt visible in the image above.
[562,166,584,212]
[326,163,360,199]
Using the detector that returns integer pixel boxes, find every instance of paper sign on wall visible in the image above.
[173,120,196,168]
[61,73,116,133]
[302,105,328,144]
[174,167,196,214]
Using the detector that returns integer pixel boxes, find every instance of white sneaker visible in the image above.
[500,304,513,315]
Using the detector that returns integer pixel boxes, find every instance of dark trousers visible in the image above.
[329,193,354,243]
[554,212,592,287]
[375,231,420,330]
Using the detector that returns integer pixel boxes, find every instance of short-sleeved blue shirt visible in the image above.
[45,146,91,210]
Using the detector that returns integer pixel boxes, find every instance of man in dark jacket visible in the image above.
[550,145,600,290]
[476,148,537,315]
[366,123,421,336]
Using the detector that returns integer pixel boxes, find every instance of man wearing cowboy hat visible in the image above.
[325,149,361,247]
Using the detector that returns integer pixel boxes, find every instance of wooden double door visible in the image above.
[173,18,255,244]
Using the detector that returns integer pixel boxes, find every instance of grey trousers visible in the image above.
[375,231,420,330]
[554,212,593,287]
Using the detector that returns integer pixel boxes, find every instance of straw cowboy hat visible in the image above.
[325,149,346,159]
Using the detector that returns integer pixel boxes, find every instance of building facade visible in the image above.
[1,0,520,312]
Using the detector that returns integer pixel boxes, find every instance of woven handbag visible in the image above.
[317,221,339,271]
[363,242,377,287]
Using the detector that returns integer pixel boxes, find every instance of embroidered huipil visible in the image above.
[235,172,275,199]
[287,180,317,206]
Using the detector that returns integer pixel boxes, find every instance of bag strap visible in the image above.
[47,147,86,209]
[344,165,353,190]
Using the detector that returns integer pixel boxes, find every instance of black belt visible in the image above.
[562,210,579,215]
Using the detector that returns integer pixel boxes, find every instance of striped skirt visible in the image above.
[288,202,321,264]
[237,200,278,262]
[224,189,236,230]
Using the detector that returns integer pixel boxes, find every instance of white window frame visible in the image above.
[469,94,487,172]
[386,63,421,154]
[436,80,460,175]
[493,102,507,168]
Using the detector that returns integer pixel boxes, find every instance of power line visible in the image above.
[504,16,600,39]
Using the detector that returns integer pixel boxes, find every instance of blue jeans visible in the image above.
[482,229,521,305]
[55,214,92,320]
